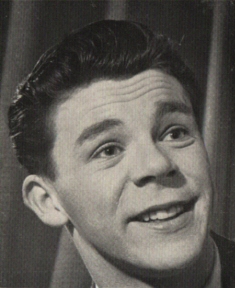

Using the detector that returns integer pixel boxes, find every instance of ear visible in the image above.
[22,175,69,227]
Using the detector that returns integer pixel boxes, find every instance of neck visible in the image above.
[72,229,215,288]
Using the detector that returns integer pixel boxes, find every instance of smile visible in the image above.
[135,197,197,223]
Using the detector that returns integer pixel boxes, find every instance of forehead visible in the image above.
[54,69,190,127]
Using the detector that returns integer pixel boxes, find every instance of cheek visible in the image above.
[178,142,211,180]
[83,167,128,217]
[57,165,127,229]
[174,142,213,201]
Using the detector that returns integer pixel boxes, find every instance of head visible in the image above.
[8,20,213,285]
[9,20,203,181]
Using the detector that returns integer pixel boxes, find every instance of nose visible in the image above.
[131,139,177,187]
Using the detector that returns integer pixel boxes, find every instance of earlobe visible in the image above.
[23,175,69,227]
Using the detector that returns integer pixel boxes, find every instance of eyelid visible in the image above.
[90,141,124,159]
[159,125,191,142]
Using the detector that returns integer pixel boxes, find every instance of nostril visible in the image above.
[167,170,177,177]
[134,169,177,187]
[134,176,156,187]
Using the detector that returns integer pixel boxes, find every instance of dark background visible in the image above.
[1,1,235,287]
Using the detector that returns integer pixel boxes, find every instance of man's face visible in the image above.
[52,69,213,274]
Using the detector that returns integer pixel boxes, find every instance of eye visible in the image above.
[162,126,189,142]
[92,143,124,159]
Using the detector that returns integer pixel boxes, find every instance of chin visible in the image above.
[125,222,210,278]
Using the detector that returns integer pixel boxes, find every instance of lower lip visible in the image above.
[134,206,195,234]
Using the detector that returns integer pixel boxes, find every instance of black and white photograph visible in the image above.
[1,1,235,287]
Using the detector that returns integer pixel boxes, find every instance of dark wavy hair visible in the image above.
[8,20,203,180]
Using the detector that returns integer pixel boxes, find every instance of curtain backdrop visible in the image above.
[1,1,234,287]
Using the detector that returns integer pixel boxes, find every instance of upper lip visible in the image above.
[130,196,198,222]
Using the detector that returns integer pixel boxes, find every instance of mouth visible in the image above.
[133,197,197,223]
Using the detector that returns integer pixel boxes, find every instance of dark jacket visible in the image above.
[211,232,235,288]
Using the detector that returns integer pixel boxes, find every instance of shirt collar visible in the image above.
[205,239,221,288]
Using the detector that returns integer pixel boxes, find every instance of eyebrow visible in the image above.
[76,101,192,146]
[76,119,123,146]
[151,101,192,138]
[156,101,192,119]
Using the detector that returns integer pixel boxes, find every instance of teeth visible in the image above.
[143,214,150,222]
[149,211,159,220]
[152,210,170,220]
[141,204,184,222]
